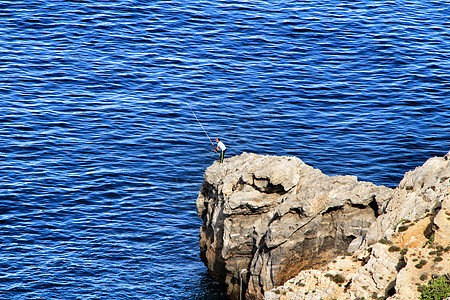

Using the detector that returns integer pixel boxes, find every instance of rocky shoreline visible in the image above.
[196,152,450,299]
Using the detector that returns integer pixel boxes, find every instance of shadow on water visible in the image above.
[185,272,228,300]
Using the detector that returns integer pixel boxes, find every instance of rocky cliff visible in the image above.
[196,152,450,299]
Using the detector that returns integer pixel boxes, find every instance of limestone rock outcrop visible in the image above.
[265,242,406,300]
[264,151,450,300]
[197,151,450,299]
[196,153,393,299]
[362,152,450,248]
[265,208,450,300]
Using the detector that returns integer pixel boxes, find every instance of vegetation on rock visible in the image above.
[325,273,345,284]
[419,275,450,300]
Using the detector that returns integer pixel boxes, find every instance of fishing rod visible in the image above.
[185,102,215,146]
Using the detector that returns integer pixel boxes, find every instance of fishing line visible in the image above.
[185,102,215,146]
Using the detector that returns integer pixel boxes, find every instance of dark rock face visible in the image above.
[196,153,393,299]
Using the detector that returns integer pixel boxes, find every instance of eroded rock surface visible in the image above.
[263,151,450,300]
[197,152,393,299]
[362,152,450,248]
[265,203,450,300]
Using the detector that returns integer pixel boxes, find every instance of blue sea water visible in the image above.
[0,0,449,299]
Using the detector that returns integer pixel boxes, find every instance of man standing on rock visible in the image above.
[214,138,226,163]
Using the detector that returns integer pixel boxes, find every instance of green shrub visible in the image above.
[418,285,426,293]
[388,245,401,252]
[398,225,409,232]
[334,274,345,284]
[416,260,427,269]
[296,281,305,287]
[419,276,450,300]
[400,248,408,255]
[416,263,424,269]
[325,273,346,284]
[426,234,435,247]
[420,274,428,281]
[434,256,443,263]
[378,238,390,245]
[394,219,410,229]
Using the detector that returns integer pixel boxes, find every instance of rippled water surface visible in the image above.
[1,0,449,299]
